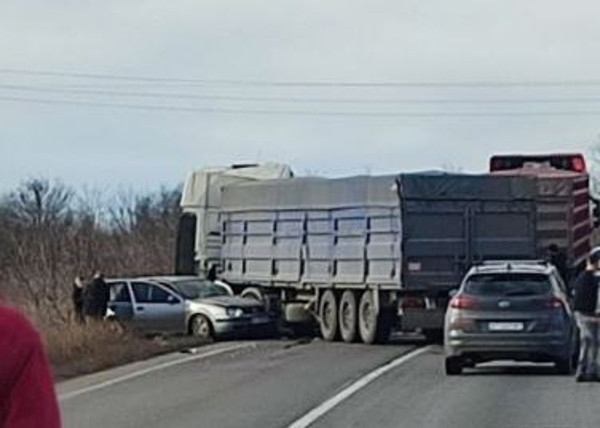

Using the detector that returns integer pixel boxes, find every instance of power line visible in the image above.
[3,68,600,88]
[5,84,600,105]
[4,94,600,117]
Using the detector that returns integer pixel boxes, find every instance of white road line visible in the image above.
[287,345,432,428]
[59,343,255,402]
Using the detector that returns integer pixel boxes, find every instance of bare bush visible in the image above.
[0,178,181,326]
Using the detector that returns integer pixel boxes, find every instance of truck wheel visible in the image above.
[358,291,378,344]
[423,329,444,344]
[339,290,358,343]
[319,290,339,341]
[241,287,264,303]
[445,357,463,375]
[376,307,393,344]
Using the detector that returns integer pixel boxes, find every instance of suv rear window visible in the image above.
[464,273,552,296]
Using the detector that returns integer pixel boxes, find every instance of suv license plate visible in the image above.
[488,322,524,332]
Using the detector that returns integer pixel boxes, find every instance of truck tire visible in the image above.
[376,307,393,344]
[319,290,339,341]
[358,291,378,344]
[445,357,463,375]
[339,290,358,343]
[241,287,264,303]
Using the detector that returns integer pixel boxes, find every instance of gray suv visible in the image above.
[444,260,578,375]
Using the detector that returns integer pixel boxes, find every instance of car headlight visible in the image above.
[226,307,244,318]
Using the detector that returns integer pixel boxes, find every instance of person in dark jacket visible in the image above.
[83,271,110,320]
[547,244,569,284]
[573,253,600,382]
[71,276,85,324]
[207,264,218,282]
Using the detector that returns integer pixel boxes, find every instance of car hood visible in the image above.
[192,295,263,308]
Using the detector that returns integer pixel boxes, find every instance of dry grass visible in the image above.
[31,315,208,381]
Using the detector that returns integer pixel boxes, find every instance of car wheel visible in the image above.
[339,290,358,343]
[190,315,214,341]
[319,290,339,342]
[555,357,574,375]
[423,329,444,344]
[445,357,463,375]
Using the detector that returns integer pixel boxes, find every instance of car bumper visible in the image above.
[445,332,571,361]
[213,316,274,338]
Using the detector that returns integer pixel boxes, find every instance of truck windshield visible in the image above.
[167,280,230,300]
[464,273,552,296]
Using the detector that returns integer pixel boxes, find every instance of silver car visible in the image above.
[106,276,273,340]
[444,260,578,375]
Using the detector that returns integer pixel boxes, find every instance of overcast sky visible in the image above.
[1,0,600,192]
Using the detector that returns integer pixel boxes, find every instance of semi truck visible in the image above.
[175,160,593,343]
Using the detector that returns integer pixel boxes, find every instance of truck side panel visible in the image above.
[401,199,537,291]
[220,176,401,289]
[398,174,539,292]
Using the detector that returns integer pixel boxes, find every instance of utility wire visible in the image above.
[3,68,600,88]
[5,95,600,117]
[4,84,600,105]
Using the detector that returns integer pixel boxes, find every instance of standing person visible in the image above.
[0,305,61,427]
[547,244,569,284]
[207,264,218,282]
[83,271,110,320]
[573,253,600,382]
[71,276,85,324]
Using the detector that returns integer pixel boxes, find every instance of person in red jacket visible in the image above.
[0,305,61,427]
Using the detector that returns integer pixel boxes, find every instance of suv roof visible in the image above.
[467,260,555,276]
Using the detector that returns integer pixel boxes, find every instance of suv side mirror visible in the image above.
[448,289,459,298]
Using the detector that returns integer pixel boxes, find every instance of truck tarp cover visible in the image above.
[221,175,398,211]
[398,174,537,200]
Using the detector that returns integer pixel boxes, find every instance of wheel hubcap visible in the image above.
[323,301,333,329]
[342,302,352,329]
[362,302,372,329]
[195,319,209,336]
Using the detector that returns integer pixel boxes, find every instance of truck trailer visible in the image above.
[176,165,590,343]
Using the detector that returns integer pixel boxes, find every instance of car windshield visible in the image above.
[165,280,230,300]
[463,273,552,296]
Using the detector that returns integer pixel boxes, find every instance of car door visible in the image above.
[107,281,134,322]
[131,281,185,333]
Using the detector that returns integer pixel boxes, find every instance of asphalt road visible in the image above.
[59,338,600,428]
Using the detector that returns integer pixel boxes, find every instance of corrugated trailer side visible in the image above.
[219,175,401,343]
[219,175,400,289]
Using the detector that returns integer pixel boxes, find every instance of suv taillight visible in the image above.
[449,295,479,310]
[546,297,564,309]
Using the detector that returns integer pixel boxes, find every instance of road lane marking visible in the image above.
[59,342,255,402]
[287,345,433,428]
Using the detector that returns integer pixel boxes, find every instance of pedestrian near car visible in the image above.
[0,305,61,427]
[71,276,85,324]
[573,253,600,382]
[83,271,110,320]
[547,243,569,284]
